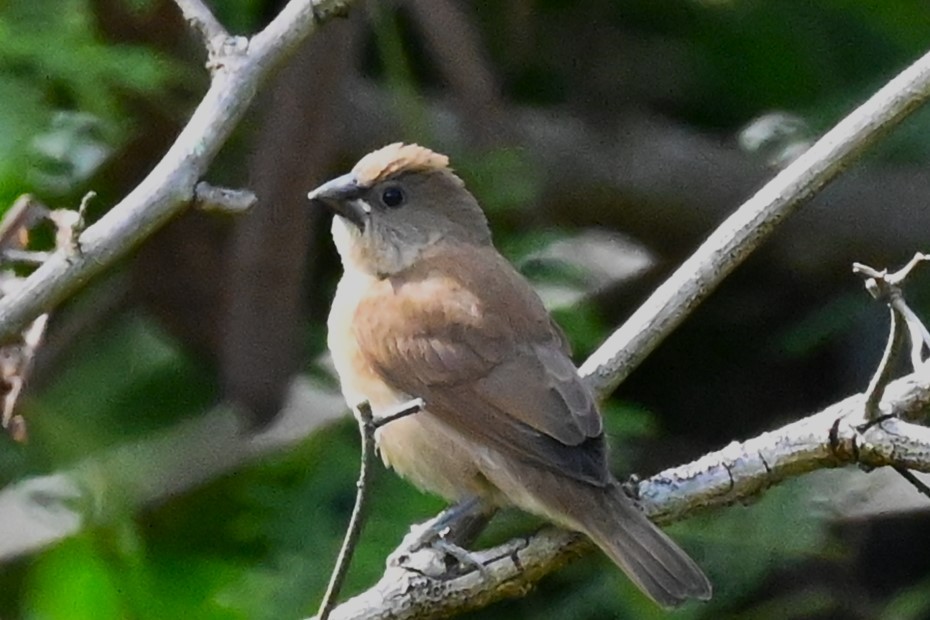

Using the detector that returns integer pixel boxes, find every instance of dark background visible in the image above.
[1,0,930,618]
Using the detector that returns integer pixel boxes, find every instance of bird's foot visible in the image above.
[387,523,490,579]
[432,538,490,577]
[387,498,495,578]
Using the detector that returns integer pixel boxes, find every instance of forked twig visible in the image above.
[854,255,930,499]
[854,254,930,421]
[0,195,94,440]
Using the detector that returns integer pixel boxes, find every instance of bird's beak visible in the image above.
[307,173,369,230]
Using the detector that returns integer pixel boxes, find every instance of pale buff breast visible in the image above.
[327,269,400,410]
[328,268,490,502]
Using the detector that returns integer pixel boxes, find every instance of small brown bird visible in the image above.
[309,143,711,607]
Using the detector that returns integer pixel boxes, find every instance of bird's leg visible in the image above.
[388,497,497,577]
[426,496,494,545]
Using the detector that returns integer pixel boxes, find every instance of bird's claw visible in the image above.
[387,520,489,578]
[431,538,490,578]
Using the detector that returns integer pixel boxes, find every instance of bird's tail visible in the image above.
[572,484,712,607]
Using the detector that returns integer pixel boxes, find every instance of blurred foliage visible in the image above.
[0,0,180,207]
[2,0,930,619]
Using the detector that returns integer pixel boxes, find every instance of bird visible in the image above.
[308,143,711,607]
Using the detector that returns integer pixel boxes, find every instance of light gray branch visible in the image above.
[577,47,930,397]
[314,369,930,620]
[0,0,354,345]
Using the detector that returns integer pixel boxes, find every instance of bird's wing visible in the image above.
[353,245,610,486]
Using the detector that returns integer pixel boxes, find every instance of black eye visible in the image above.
[381,186,405,208]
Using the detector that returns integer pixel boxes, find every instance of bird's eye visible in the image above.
[381,186,405,208]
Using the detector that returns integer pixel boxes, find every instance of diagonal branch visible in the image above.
[579,46,930,398]
[0,0,354,345]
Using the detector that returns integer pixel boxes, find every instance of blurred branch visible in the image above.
[343,81,930,281]
[407,0,506,146]
[221,13,361,427]
[0,0,354,345]
[0,374,346,560]
[193,182,258,214]
[314,370,930,620]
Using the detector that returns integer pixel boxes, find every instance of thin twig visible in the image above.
[893,465,930,501]
[854,256,930,399]
[318,398,423,619]
[885,253,928,287]
[854,256,930,498]
[862,255,930,367]
[317,402,377,620]
[862,308,904,420]
[372,397,425,430]
[579,49,930,399]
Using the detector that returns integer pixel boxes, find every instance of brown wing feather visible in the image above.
[353,244,610,486]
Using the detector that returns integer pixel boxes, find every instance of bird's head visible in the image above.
[308,143,491,277]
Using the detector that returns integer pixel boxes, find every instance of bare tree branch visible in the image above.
[578,47,930,397]
[0,0,354,345]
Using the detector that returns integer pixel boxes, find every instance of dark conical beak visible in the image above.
[307,173,368,229]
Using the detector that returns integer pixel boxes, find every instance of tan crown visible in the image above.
[352,143,453,187]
